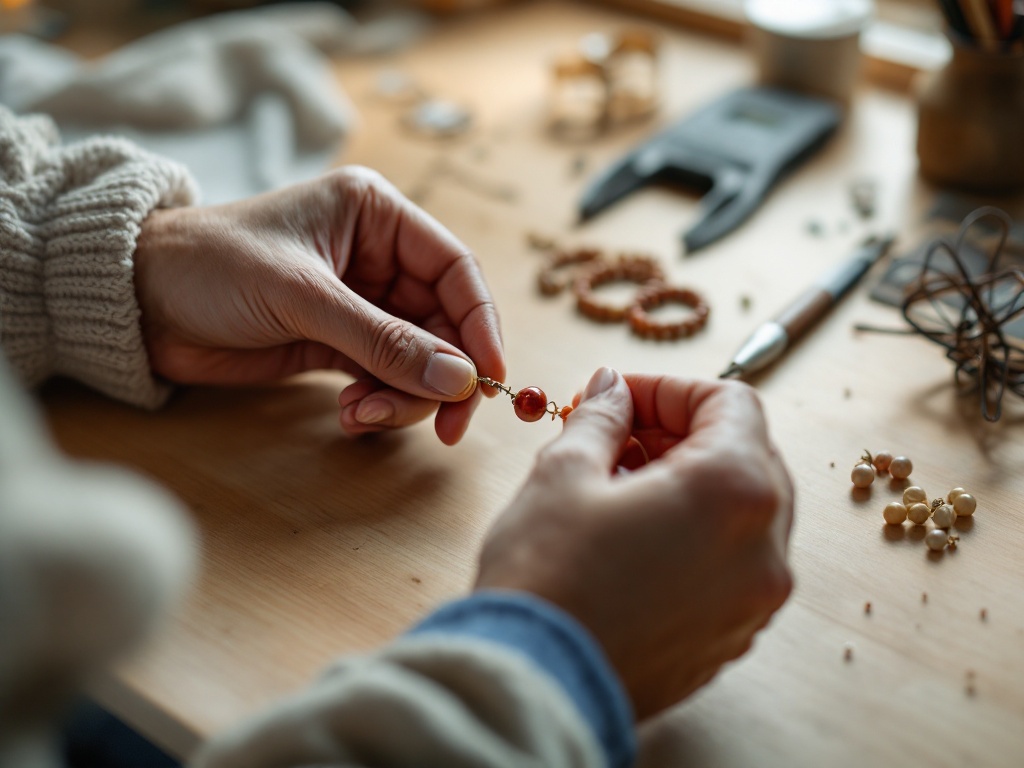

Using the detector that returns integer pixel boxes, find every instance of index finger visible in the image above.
[351,170,506,387]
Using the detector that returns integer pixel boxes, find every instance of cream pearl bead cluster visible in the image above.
[883,485,978,553]
[849,449,912,489]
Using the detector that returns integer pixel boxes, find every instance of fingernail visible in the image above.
[423,353,476,397]
[581,367,617,402]
[356,398,394,425]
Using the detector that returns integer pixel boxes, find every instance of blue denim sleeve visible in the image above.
[406,590,636,768]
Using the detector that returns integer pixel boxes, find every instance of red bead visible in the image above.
[559,405,574,421]
[513,386,548,422]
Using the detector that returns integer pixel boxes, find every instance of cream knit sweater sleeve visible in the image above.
[0,106,197,408]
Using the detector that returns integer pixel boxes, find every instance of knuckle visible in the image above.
[330,166,389,200]
[721,378,765,414]
[366,318,418,376]
[761,561,794,611]
[742,559,793,619]
[695,452,782,530]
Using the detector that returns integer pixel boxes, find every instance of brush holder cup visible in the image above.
[916,41,1024,194]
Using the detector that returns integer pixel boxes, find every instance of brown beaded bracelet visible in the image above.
[572,256,666,322]
[627,285,710,340]
[537,247,604,295]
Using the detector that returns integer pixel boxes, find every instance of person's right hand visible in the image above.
[475,368,793,720]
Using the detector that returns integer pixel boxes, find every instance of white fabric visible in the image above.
[0,3,360,204]
[0,358,197,768]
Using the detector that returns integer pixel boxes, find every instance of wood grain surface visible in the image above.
[41,2,1024,765]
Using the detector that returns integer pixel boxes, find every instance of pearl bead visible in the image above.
[926,528,949,551]
[907,502,931,525]
[953,493,977,517]
[872,451,893,472]
[513,387,548,422]
[947,487,966,504]
[932,504,956,529]
[888,456,913,480]
[883,502,908,525]
[851,463,875,488]
[903,486,927,506]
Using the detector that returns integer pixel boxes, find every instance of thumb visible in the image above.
[549,368,633,476]
[323,290,478,401]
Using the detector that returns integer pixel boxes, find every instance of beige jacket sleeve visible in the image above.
[192,636,605,768]
[0,105,197,407]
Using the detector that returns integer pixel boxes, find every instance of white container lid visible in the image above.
[745,0,873,39]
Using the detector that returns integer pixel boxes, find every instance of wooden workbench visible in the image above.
[42,2,1024,766]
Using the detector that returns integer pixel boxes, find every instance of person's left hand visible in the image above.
[133,166,505,445]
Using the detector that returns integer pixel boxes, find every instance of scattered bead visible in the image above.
[888,455,913,480]
[903,486,927,506]
[922,592,928,604]
[932,504,956,529]
[851,463,875,489]
[947,487,967,504]
[980,608,987,621]
[872,451,893,473]
[864,601,872,615]
[953,493,977,517]
[883,502,908,525]
[513,386,549,422]
[926,528,950,551]
[843,642,854,662]
[559,405,574,421]
[907,502,931,525]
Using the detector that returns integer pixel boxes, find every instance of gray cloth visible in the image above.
[0,3,359,204]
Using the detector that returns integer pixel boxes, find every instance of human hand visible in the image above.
[475,368,793,719]
[133,167,505,445]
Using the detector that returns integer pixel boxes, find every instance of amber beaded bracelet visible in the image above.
[627,285,711,340]
[573,255,666,322]
[537,247,604,296]
[532,239,710,341]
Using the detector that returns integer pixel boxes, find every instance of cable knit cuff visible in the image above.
[0,107,198,408]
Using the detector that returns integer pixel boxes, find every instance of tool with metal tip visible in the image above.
[720,233,895,380]
[578,87,842,253]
